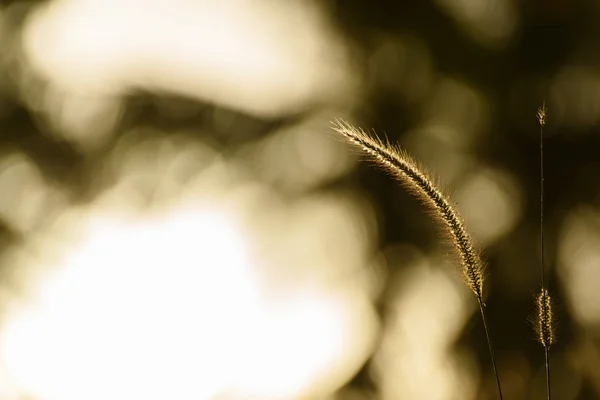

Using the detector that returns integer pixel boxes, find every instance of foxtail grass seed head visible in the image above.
[331,119,484,300]
[537,102,547,127]
[536,288,555,348]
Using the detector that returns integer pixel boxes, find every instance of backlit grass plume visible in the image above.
[331,119,503,399]
[331,120,483,298]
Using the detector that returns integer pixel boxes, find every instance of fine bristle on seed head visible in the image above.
[537,102,547,127]
[536,288,555,348]
[331,119,484,301]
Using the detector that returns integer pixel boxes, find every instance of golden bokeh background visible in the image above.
[0,0,598,399]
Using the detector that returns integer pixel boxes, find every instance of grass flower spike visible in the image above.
[331,119,503,399]
[536,288,555,348]
[331,120,483,299]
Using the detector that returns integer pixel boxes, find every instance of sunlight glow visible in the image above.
[0,145,378,400]
[22,0,356,118]
[0,206,256,400]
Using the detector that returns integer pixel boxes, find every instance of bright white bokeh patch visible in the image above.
[22,0,356,118]
[0,136,379,400]
[1,207,256,400]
